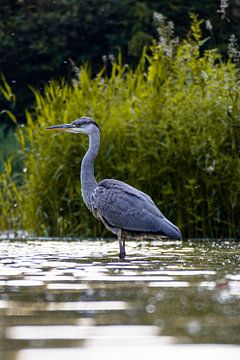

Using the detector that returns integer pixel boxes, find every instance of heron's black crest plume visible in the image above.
[72,117,100,130]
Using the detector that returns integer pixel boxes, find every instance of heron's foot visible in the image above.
[118,235,126,260]
[119,249,126,260]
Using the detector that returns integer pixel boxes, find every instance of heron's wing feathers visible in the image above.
[92,179,176,235]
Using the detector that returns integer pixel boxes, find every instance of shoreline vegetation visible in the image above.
[0,15,240,239]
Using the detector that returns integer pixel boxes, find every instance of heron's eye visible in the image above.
[72,121,89,128]
[73,123,85,128]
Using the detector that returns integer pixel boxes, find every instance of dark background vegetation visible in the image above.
[1,0,240,122]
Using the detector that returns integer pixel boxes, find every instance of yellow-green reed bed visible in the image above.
[1,18,240,238]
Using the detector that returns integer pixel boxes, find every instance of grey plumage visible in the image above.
[92,179,181,237]
[46,116,182,259]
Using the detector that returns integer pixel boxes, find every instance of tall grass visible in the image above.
[1,17,240,238]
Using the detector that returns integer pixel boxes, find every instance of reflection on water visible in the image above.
[0,239,240,359]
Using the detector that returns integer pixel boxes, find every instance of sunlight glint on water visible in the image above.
[0,239,240,360]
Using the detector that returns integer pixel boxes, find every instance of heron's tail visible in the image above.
[161,217,182,240]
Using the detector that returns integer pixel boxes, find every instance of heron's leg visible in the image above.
[117,230,126,260]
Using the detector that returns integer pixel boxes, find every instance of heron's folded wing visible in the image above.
[92,179,165,232]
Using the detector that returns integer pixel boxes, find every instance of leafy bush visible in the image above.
[1,17,240,238]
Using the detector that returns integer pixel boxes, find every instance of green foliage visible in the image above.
[0,127,19,171]
[0,158,23,231]
[0,18,240,238]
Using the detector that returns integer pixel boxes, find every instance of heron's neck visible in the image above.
[81,128,100,209]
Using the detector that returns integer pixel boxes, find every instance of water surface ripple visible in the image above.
[0,239,240,360]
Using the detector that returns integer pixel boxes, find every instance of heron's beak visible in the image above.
[46,124,73,132]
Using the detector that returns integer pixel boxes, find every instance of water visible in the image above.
[0,238,240,360]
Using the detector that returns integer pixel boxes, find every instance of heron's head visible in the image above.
[46,116,99,135]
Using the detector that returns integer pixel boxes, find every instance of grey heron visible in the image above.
[46,116,182,259]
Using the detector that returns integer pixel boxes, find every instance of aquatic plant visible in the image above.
[0,16,239,238]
